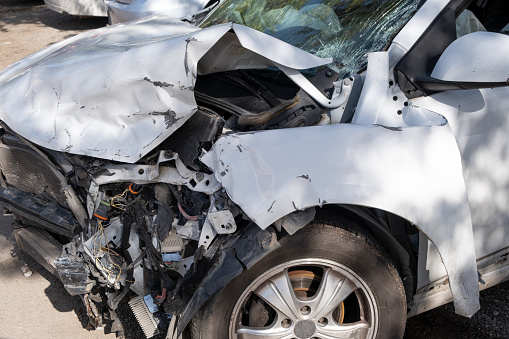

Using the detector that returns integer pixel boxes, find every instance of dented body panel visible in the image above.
[3,0,509,337]
[0,17,330,163]
[202,121,479,316]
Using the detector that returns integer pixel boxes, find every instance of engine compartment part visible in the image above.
[0,186,79,237]
[160,229,184,253]
[159,109,223,171]
[55,253,94,296]
[0,133,69,207]
[167,223,281,335]
[83,217,127,289]
[129,295,161,338]
[193,68,335,132]
[14,226,62,276]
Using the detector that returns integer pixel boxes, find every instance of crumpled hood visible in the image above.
[0,15,331,163]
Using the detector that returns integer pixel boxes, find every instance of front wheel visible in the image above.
[191,219,407,339]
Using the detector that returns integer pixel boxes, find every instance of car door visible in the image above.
[411,0,509,264]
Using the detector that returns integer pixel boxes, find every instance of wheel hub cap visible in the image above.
[294,319,316,338]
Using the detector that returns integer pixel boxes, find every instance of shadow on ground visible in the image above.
[405,281,509,339]
[0,0,44,13]
[38,10,108,32]
[1,227,92,330]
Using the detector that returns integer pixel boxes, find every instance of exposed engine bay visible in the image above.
[0,67,339,337]
[5,0,509,337]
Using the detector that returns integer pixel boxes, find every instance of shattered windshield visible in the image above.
[201,0,425,77]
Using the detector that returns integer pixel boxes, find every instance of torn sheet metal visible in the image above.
[201,122,479,317]
[0,17,330,163]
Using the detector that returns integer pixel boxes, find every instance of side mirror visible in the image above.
[415,31,509,92]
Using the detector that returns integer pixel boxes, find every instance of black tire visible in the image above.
[191,218,406,339]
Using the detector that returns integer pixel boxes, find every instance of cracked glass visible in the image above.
[202,0,426,77]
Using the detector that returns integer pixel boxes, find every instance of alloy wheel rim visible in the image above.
[229,258,378,339]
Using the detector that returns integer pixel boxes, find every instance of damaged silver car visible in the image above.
[1,0,509,338]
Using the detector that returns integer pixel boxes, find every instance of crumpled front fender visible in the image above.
[201,122,480,317]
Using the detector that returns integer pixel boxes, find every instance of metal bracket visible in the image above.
[329,78,354,123]
[173,257,194,277]
[157,151,192,179]
[207,210,237,234]
[275,62,349,108]
[92,150,221,194]
[174,220,200,241]
[198,218,217,249]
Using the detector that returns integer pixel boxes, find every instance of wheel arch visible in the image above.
[190,215,408,339]
[201,123,479,317]
[311,204,419,308]
[172,205,417,336]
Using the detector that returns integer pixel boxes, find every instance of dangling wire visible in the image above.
[156,288,167,306]
[90,220,123,285]
[110,188,129,211]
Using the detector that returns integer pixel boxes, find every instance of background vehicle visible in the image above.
[0,0,508,338]
[44,0,107,16]
[106,0,222,25]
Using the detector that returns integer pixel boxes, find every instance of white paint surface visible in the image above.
[431,31,509,83]
[0,17,330,163]
[202,121,479,316]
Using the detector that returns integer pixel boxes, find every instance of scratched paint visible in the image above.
[0,16,330,163]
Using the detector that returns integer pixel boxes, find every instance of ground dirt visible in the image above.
[0,0,107,70]
[0,2,115,338]
[1,1,509,339]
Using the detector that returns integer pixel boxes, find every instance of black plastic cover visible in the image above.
[0,134,69,206]
[160,109,222,170]
[164,223,280,335]
[0,186,79,237]
[394,7,457,98]
[415,76,509,92]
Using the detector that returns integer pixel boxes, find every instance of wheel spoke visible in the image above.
[253,270,301,320]
[309,267,357,319]
[237,324,294,339]
[316,321,370,339]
